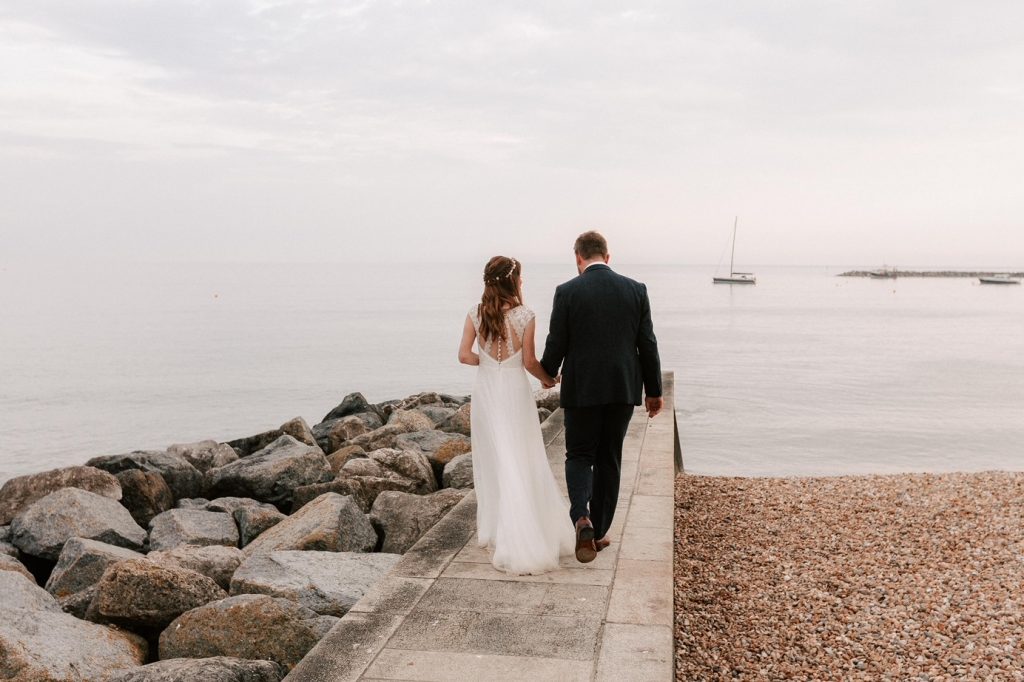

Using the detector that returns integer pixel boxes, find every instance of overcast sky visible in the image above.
[1,1,1023,266]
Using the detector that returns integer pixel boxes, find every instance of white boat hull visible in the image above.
[713,276,756,285]
[979,277,1020,285]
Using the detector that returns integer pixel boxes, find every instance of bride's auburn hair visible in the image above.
[478,256,523,344]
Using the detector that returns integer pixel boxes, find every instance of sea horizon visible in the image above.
[5,258,1024,268]
[2,261,1022,485]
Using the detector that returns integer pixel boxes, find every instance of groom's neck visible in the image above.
[578,259,608,274]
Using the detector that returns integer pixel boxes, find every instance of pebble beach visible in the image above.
[674,472,1024,681]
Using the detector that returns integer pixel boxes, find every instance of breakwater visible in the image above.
[839,270,1024,278]
[0,389,559,680]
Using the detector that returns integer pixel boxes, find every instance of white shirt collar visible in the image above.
[583,261,606,271]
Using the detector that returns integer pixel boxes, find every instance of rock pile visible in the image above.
[0,389,555,679]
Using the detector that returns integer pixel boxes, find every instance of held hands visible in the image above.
[540,374,561,390]
[645,396,664,419]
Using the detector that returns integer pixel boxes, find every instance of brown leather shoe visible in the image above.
[575,517,597,563]
[595,536,611,552]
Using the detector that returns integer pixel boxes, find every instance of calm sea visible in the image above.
[1,262,1022,484]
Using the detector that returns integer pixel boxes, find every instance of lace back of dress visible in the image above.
[472,306,530,362]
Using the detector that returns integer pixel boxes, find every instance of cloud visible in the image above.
[1,1,1023,265]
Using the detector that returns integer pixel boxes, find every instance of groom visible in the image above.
[541,231,663,563]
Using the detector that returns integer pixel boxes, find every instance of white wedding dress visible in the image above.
[468,304,575,574]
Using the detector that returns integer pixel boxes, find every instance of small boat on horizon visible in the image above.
[713,217,756,285]
[979,274,1021,285]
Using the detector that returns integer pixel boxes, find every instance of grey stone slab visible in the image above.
[456,538,619,569]
[635,464,673,496]
[363,649,591,681]
[620,441,646,465]
[626,494,673,529]
[389,495,476,579]
[284,612,404,682]
[442,560,614,587]
[624,414,649,438]
[649,415,673,440]
[619,460,639,488]
[415,577,549,615]
[453,542,491,564]
[638,446,674,471]
[387,609,601,661]
[537,583,609,618]
[618,523,672,562]
[349,575,433,616]
[593,623,673,681]
[644,424,674,441]
[639,437,673,462]
[606,559,672,626]
[644,411,675,431]
[622,431,646,450]
[639,437,674,465]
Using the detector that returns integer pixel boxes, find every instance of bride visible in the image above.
[458,256,575,574]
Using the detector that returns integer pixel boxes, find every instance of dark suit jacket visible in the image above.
[540,264,662,408]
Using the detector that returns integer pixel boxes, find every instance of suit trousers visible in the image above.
[563,403,635,539]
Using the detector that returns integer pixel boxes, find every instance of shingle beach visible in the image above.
[674,472,1024,680]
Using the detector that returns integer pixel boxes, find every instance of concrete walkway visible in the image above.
[288,372,677,681]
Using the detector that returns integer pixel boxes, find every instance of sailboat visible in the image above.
[713,217,756,284]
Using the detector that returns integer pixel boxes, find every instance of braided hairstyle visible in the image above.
[478,256,523,345]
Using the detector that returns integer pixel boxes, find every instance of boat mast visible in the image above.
[730,216,737,276]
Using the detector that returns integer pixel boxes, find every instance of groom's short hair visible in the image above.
[574,231,608,259]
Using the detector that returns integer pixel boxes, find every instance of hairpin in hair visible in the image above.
[484,258,519,285]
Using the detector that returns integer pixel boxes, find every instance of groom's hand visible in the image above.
[645,396,664,419]
[541,378,556,389]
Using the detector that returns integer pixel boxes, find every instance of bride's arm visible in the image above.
[458,315,479,366]
[522,319,556,385]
